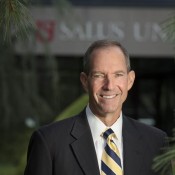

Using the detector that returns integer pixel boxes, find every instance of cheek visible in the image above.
[117,81,129,102]
[87,82,97,96]
[89,81,102,92]
[116,79,128,90]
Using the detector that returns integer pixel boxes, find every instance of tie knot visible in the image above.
[102,128,115,140]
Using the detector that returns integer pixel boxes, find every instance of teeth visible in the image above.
[102,95,116,99]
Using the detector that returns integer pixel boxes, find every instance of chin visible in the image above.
[99,106,118,114]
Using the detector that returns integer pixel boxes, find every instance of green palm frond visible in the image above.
[162,14,175,43]
[153,148,175,175]
[0,0,36,42]
[153,129,175,175]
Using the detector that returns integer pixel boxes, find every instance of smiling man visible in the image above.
[80,42,135,127]
[24,40,167,175]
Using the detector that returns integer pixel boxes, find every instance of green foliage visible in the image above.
[55,94,88,121]
[153,129,175,175]
[15,153,27,175]
[0,164,16,175]
[162,13,175,43]
[0,1,78,175]
[14,94,88,175]
[0,0,36,42]
[152,12,175,175]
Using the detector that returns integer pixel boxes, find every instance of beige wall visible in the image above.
[16,7,175,57]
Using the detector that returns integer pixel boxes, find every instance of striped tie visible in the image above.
[101,128,123,175]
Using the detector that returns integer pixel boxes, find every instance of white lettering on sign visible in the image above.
[58,21,125,40]
[133,22,166,42]
[36,20,166,42]
[57,21,166,42]
[34,20,167,44]
[151,23,166,41]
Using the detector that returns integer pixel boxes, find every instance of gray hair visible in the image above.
[83,39,131,74]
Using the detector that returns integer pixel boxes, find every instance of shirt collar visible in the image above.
[86,105,123,144]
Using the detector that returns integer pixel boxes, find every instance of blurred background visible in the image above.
[0,0,175,174]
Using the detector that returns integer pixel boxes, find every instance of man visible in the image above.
[24,40,167,175]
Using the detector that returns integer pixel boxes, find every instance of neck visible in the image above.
[97,113,121,127]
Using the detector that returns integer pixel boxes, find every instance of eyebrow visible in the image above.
[91,70,126,74]
[113,70,126,74]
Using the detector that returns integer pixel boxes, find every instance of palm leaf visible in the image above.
[153,129,175,175]
[0,0,36,42]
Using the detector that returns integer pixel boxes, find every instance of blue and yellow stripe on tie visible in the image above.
[101,128,123,175]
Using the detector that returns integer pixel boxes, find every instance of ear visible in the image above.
[127,70,135,90]
[80,72,88,92]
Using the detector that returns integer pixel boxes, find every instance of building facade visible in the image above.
[17,0,175,135]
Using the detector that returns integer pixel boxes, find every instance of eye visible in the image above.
[115,73,124,77]
[92,73,105,79]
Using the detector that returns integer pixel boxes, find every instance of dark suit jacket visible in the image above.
[24,110,167,175]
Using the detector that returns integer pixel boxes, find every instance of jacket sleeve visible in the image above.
[24,130,52,175]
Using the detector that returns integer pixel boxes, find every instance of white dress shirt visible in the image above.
[86,105,123,171]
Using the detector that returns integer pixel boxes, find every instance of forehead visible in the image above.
[91,45,124,58]
[90,46,127,69]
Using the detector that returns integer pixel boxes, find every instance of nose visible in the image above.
[103,75,115,90]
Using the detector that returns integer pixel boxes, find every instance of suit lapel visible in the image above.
[70,111,100,175]
[122,116,145,175]
[70,112,146,175]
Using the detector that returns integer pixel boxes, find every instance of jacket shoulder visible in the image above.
[38,113,81,139]
[124,116,167,142]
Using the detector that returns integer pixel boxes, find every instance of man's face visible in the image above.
[80,46,135,118]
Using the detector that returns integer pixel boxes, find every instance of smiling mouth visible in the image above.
[100,95,117,99]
